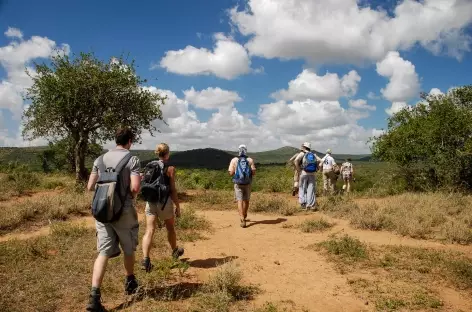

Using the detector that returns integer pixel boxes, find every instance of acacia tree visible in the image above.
[371,85,472,190]
[22,52,165,182]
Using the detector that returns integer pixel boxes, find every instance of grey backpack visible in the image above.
[91,152,132,223]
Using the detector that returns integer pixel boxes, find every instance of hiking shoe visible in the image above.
[86,295,106,312]
[292,188,298,196]
[300,203,307,210]
[240,219,247,228]
[124,275,139,295]
[141,258,153,273]
[172,247,185,259]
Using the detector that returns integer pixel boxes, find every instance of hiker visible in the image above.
[321,149,337,195]
[294,142,322,210]
[86,128,141,312]
[341,158,354,193]
[141,143,184,272]
[288,151,301,196]
[228,144,256,228]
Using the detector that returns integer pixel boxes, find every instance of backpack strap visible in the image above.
[115,152,133,174]
[97,155,106,173]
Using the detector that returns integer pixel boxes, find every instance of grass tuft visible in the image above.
[317,235,368,262]
[299,218,334,233]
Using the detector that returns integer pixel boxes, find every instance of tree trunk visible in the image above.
[75,135,89,183]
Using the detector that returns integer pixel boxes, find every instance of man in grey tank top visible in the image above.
[86,128,141,312]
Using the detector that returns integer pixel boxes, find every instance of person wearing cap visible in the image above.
[321,149,337,195]
[294,142,322,210]
[228,144,256,228]
[341,158,354,193]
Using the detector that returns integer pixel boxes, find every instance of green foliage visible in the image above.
[22,52,165,181]
[318,235,368,262]
[371,85,472,191]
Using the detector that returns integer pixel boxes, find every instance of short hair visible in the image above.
[155,143,170,158]
[115,127,134,146]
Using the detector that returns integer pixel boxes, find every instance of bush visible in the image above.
[300,218,334,233]
[318,235,368,262]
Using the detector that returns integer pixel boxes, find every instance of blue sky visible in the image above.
[1,0,471,153]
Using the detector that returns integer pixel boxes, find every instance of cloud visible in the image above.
[385,101,409,116]
[0,28,70,125]
[376,51,420,115]
[349,99,376,111]
[133,88,379,154]
[4,27,23,39]
[230,0,472,63]
[184,87,242,110]
[158,33,251,79]
[271,69,361,101]
[367,92,381,100]
[429,88,444,96]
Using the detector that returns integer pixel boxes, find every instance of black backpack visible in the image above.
[140,160,170,207]
[91,152,132,223]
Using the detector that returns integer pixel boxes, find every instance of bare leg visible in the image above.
[238,200,244,220]
[91,255,109,288]
[142,215,157,259]
[242,200,250,219]
[124,253,135,276]
[164,218,177,250]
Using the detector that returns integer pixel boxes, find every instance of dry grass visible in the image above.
[194,261,259,312]
[251,193,298,216]
[0,191,92,234]
[315,234,472,311]
[0,173,75,201]
[0,209,216,312]
[299,218,334,233]
[319,193,472,244]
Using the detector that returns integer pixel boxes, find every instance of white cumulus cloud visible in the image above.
[230,0,472,64]
[271,69,361,101]
[184,87,242,110]
[158,33,251,79]
[349,99,376,111]
[376,51,420,115]
[4,27,23,39]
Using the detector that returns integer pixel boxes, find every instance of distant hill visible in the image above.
[0,145,372,171]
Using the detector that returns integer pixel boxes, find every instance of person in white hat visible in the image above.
[321,149,337,195]
[228,144,256,228]
[293,142,322,210]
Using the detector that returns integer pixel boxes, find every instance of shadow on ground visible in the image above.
[186,256,239,268]
[246,218,287,228]
[110,282,202,311]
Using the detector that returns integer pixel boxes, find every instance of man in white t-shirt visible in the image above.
[321,149,337,195]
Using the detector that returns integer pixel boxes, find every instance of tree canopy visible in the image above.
[371,85,472,191]
[22,52,166,181]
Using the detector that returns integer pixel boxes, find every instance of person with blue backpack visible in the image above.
[228,144,256,228]
[294,142,322,210]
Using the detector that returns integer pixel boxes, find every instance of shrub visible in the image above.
[300,218,334,233]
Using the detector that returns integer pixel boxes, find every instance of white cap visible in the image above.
[326,148,332,154]
[302,142,311,149]
[238,144,247,156]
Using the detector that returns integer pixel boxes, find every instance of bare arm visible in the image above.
[167,167,181,216]
[228,159,236,176]
[87,173,98,192]
[129,156,141,197]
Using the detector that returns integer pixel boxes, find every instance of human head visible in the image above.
[326,148,332,154]
[155,143,170,160]
[115,127,134,149]
[238,144,247,156]
[302,142,311,151]
[347,158,352,162]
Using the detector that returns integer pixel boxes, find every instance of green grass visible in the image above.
[316,235,368,263]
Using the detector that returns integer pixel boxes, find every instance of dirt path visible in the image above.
[182,210,371,311]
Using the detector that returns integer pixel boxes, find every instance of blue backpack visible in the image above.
[302,152,318,173]
[232,156,252,185]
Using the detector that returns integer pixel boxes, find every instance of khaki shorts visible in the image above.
[96,208,139,258]
[234,184,251,201]
[145,199,174,221]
